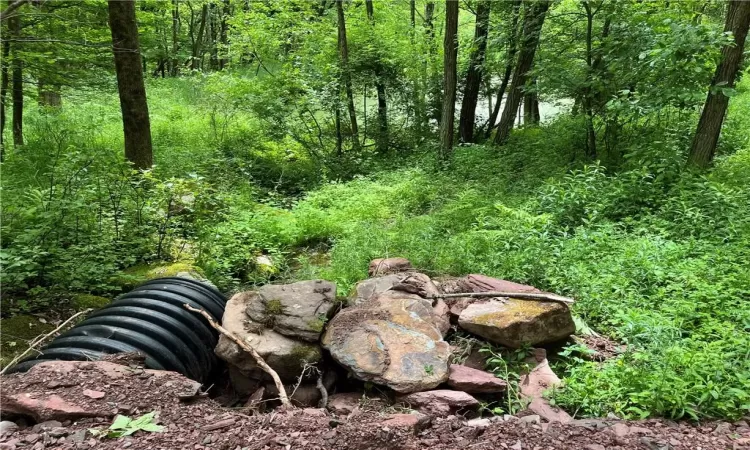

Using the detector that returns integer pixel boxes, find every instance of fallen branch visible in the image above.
[0,308,93,375]
[428,291,575,305]
[183,304,291,408]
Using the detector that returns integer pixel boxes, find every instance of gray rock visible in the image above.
[215,291,322,383]
[466,418,491,428]
[245,280,336,342]
[322,289,450,393]
[458,299,575,348]
[0,421,18,435]
[352,273,440,306]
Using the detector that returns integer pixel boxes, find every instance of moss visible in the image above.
[290,343,321,363]
[0,315,56,369]
[307,316,327,333]
[71,294,110,310]
[265,299,284,316]
[117,262,205,290]
[472,299,553,327]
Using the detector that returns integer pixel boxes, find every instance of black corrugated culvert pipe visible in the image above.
[7,277,226,383]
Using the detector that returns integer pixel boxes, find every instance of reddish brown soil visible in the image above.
[1,360,748,450]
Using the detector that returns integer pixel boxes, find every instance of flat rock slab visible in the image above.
[458,299,575,348]
[520,349,573,423]
[397,390,479,416]
[447,365,507,394]
[368,257,413,276]
[323,289,450,393]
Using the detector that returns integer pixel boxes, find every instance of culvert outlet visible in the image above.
[6,277,226,383]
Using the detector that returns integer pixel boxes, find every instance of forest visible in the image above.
[1,0,750,424]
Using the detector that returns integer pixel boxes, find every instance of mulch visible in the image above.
[1,360,748,450]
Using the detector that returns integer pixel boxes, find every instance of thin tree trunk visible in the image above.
[439,0,459,160]
[191,4,208,70]
[10,13,22,147]
[425,1,441,125]
[458,0,491,143]
[38,78,62,108]
[485,0,521,138]
[494,0,550,145]
[688,0,750,168]
[523,82,539,125]
[219,0,230,70]
[209,3,219,70]
[0,39,9,160]
[335,106,342,156]
[171,0,180,76]
[108,0,153,170]
[336,0,359,149]
[365,0,388,153]
[582,0,596,157]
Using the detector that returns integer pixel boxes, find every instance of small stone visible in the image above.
[25,434,41,444]
[519,415,541,425]
[31,421,62,433]
[0,443,16,450]
[202,435,213,445]
[327,393,361,415]
[669,438,681,446]
[368,257,413,276]
[31,443,44,450]
[48,428,67,438]
[511,440,522,450]
[584,445,605,450]
[82,390,105,399]
[380,414,432,432]
[446,365,507,394]
[397,390,479,416]
[69,430,87,443]
[302,408,327,417]
[0,421,18,435]
[611,423,630,437]
[466,418,491,428]
[629,426,653,435]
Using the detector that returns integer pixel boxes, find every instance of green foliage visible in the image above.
[481,346,533,415]
[90,412,164,439]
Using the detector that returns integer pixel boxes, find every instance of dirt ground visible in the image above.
[1,359,749,450]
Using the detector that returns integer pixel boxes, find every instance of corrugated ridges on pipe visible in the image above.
[6,277,226,383]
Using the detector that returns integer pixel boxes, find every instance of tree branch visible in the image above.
[0,0,26,22]
[428,291,575,306]
[183,303,291,408]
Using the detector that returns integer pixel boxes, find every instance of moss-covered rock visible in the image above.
[71,294,111,310]
[0,315,56,369]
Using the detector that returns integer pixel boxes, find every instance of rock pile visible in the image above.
[214,257,576,416]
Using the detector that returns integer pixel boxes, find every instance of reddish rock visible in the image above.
[459,274,542,294]
[432,299,451,336]
[397,390,479,416]
[0,393,109,422]
[380,413,432,432]
[446,365,507,394]
[368,258,413,276]
[82,389,105,399]
[327,392,362,415]
[519,349,573,424]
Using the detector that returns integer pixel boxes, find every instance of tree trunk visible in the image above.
[688,0,750,168]
[209,3,219,71]
[108,0,153,170]
[10,13,22,147]
[439,0,459,160]
[494,0,550,145]
[334,106,342,156]
[582,0,596,158]
[523,84,539,125]
[458,0,491,143]
[191,4,208,70]
[0,39,9,160]
[336,0,359,149]
[365,0,388,153]
[38,78,62,108]
[485,0,521,138]
[219,0,230,70]
[424,1,441,125]
[171,0,180,76]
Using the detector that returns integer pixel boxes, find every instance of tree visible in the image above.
[365,0,388,153]
[336,0,359,149]
[108,0,153,170]
[688,0,750,168]
[458,0,491,143]
[0,39,9,160]
[439,0,459,159]
[485,0,521,138]
[494,0,550,145]
[10,11,23,146]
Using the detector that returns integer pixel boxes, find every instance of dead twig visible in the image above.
[428,291,575,306]
[0,308,93,375]
[183,304,291,408]
[316,370,328,408]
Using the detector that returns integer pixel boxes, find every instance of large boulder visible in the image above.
[456,275,574,348]
[246,280,337,342]
[458,299,575,348]
[215,287,325,384]
[397,390,479,416]
[322,289,450,393]
[352,272,440,306]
